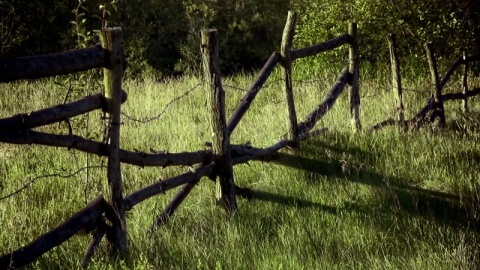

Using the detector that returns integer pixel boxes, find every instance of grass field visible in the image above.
[1,64,479,269]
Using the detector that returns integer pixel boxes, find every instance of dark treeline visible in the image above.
[0,0,478,77]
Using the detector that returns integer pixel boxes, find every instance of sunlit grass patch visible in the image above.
[0,67,479,269]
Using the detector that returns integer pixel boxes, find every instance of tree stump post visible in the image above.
[349,23,361,132]
[462,51,469,112]
[100,27,127,254]
[388,34,405,128]
[280,11,299,145]
[201,29,237,212]
[424,42,446,126]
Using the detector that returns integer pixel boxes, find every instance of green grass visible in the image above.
[0,66,479,269]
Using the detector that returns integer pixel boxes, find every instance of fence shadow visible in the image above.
[264,137,480,234]
[245,189,341,215]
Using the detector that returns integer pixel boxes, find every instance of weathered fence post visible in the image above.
[424,42,446,126]
[349,23,361,132]
[462,51,469,112]
[100,27,127,254]
[281,11,299,145]
[387,34,405,128]
[201,29,237,212]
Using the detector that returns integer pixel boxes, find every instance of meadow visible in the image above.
[0,62,479,269]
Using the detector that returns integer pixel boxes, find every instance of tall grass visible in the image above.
[0,64,479,269]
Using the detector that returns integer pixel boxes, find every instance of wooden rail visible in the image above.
[0,44,105,82]
[0,130,211,167]
[0,91,127,131]
[298,68,350,134]
[290,34,351,60]
[227,52,280,133]
[0,197,111,269]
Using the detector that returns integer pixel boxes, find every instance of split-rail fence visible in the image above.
[0,10,479,269]
[371,34,480,130]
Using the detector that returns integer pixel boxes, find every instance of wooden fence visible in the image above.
[371,33,480,130]
[0,12,359,268]
[0,10,478,268]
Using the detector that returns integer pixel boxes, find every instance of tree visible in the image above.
[0,0,75,57]
[290,0,480,67]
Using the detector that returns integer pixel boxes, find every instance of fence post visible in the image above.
[349,23,361,132]
[387,34,405,128]
[280,11,299,145]
[100,27,127,254]
[424,42,446,126]
[201,29,237,212]
[462,51,469,112]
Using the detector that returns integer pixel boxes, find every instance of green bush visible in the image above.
[1,0,479,76]
[0,0,75,57]
[291,0,480,67]
[179,0,290,74]
[113,0,188,77]
[99,0,290,76]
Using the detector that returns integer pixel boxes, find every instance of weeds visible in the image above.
[0,68,479,269]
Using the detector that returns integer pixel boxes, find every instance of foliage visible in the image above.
[291,0,480,67]
[109,0,189,77]
[106,0,289,76]
[0,0,289,76]
[0,0,76,56]
[0,0,479,75]
[181,0,289,74]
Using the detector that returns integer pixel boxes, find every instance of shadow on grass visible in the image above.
[473,151,480,163]
[243,134,479,234]
[244,189,341,215]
